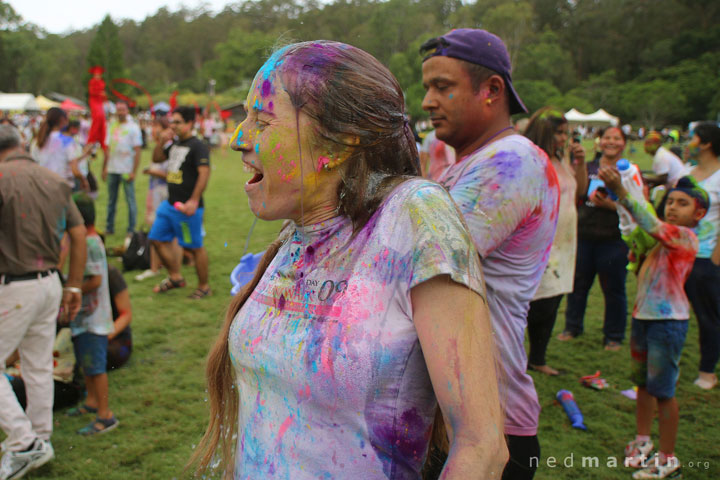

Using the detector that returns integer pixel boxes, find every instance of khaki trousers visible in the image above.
[0,272,61,452]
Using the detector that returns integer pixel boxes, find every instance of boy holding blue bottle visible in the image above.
[599,167,707,480]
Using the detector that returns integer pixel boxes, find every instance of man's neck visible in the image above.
[0,147,30,163]
[179,133,193,142]
[455,116,513,159]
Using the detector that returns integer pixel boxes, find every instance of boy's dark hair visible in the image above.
[694,122,720,156]
[72,192,95,227]
[173,106,196,124]
[657,175,710,221]
[67,120,80,129]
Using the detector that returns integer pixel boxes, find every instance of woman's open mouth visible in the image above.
[243,160,264,185]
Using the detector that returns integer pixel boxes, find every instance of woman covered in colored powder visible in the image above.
[191,41,507,479]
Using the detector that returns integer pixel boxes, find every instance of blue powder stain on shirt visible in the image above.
[255,144,260,153]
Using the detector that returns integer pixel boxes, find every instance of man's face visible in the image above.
[421,56,486,152]
[116,103,129,121]
[664,190,705,227]
[170,113,193,139]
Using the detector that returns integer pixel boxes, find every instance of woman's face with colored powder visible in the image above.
[599,127,626,159]
[231,59,342,223]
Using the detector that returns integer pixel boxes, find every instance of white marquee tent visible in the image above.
[0,93,40,111]
[564,108,619,126]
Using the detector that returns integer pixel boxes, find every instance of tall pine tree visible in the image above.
[84,15,125,101]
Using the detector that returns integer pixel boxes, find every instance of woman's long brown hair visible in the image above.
[36,107,67,149]
[190,41,420,478]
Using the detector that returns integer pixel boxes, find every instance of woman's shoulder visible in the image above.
[382,177,451,211]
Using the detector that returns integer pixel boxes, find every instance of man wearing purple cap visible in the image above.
[421,29,560,479]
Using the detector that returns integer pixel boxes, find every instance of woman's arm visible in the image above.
[411,275,508,479]
[569,142,588,199]
[109,288,132,340]
[711,233,720,266]
[81,274,102,294]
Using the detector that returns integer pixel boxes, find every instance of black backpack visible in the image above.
[122,231,151,272]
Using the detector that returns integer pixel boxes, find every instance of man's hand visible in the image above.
[182,198,199,216]
[101,167,108,182]
[128,172,136,182]
[59,289,82,325]
[160,128,174,144]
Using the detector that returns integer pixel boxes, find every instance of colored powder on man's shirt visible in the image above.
[438,134,560,436]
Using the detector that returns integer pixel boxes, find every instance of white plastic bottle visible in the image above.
[614,158,644,237]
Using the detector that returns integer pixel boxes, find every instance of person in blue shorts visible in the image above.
[149,106,211,299]
[65,193,119,436]
[600,170,707,480]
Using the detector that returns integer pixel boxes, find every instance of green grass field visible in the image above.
[3,140,718,479]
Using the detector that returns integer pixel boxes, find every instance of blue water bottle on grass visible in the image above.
[557,389,587,430]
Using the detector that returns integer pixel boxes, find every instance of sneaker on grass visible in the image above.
[632,454,682,479]
[135,268,160,281]
[624,439,654,468]
[0,439,54,480]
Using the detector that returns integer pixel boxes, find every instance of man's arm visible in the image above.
[153,129,173,163]
[61,223,86,324]
[181,165,210,216]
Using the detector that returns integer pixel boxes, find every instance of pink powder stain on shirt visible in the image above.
[278,414,294,442]
[250,335,263,354]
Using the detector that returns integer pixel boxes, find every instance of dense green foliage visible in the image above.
[1,0,719,125]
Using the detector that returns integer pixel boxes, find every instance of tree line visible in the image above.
[1,0,718,127]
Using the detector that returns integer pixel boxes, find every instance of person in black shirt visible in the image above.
[107,265,132,369]
[559,126,630,350]
[148,106,211,299]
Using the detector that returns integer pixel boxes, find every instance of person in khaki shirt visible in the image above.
[0,124,86,480]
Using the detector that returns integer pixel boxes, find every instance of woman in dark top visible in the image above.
[107,265,132,370]
[559,126,629,350]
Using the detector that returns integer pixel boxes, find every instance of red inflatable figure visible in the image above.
[86,65,107,152]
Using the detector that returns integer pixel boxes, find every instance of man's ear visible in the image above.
[694,207,707,223]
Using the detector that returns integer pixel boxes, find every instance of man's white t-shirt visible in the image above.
[106,120,142,175]
[652,146,684,186]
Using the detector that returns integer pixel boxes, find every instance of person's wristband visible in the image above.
[63,286,82,294]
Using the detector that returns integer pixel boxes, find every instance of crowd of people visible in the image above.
[0,26,718,480]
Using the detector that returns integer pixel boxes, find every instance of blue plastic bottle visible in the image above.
[557,389,587,430]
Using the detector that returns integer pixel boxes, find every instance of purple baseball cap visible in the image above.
[421,28,528,115]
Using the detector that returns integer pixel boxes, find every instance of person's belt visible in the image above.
[0,269,56,285]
